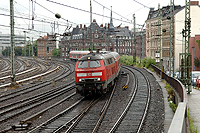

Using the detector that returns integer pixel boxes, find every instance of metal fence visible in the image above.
[150,64,186,102]
[150,64,189,133]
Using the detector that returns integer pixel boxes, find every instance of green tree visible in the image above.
[52,48,60,57]
[120,55,156,69]
[22,43,30,56]
[120,55,133,65]
[2,47,11,56]
[33,43,37,56]
[15,46,22,56]
[196,39,200,50]
[22,40,37,56]
[194,57,200,67]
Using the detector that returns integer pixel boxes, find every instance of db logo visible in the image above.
[87,73,92,76]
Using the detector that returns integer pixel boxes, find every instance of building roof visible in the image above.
[146,5,183,20]
[115,27,132,37]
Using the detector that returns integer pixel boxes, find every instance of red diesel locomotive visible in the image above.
[75,51,121,96]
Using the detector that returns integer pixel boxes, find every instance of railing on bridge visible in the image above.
[150,64,189,133]
[150,64,187,102]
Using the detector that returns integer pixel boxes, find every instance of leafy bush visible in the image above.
[169,102,177,112]
[120,55,133,65]
[120,55,156,68]
[52,48,60,57]
[165,84,173,95]
[194,57,200,67]
[188,108,198,133]
[145,58,156,68]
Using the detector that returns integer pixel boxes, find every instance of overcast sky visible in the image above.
[0,0,186,39]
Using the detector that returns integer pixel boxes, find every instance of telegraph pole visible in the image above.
[29,40,30,56]
[184,0,192,93]
[10,0,16,85]
[157,4,161,68]
[23,31,26,57]
[90,0,93,50]
[180,0,191,94]
[169,0,175,77]
[133,14,136,64]
[141,24,145,59]
[32,37,33,56]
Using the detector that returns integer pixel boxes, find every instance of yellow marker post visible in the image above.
[122,85,128,90]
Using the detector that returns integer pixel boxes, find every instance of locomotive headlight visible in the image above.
[97,78,101,81]
[79,79,82,82]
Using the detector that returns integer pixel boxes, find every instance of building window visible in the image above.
[95,34,98,38]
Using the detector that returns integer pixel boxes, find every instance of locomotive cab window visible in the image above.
[78,61,88,68]
[90,60,101,68]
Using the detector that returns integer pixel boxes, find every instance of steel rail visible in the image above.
[27,97,86,133]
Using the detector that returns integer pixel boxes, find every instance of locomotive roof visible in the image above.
[69,51,90,53]
[78,52,118,61]
[109,52,120,58]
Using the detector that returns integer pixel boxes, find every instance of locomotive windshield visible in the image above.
[78,61,88,68]
[78,60,101,68]
[90,60,101,68]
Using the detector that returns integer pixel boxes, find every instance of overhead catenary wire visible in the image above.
[125,0,155,17]
[34,1,77,26]
[1,0,150,35]
[93,0,131,22]
[0,13,69,28]
[6,1,78,28]
[0,6,72,28]
[132,0,151,9]
[0,24,48,34]
[45,0,133,24]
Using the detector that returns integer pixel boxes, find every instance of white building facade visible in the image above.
[146,1,200,71]
[0,32,24,56]
[174,2,200,70]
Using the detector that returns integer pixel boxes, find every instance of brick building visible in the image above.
[190,34,200,71]
[37,34,56,57]
[60,9,146,60]
[146,5,183,70]
[146,1,200,71]
[136,30,146,59]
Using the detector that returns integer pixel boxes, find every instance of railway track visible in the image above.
[0,58,164,132]
[0,58,11,76]
[67,66,151,133]
[110,66,151,133]
[0,57,61,88]
[23,65,151,133]
[0,59,76,132]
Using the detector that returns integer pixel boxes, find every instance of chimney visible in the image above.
[190,1,199,5]
[80,24,82,29]
[150,7,154,11]
[84,25,86,30]
[108,23,110,29]
[93,19,96,22]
